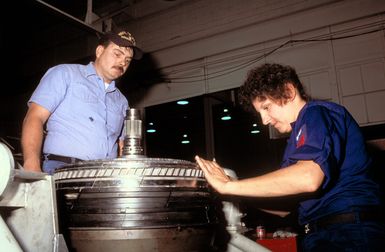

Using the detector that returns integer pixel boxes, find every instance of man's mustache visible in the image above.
[112,66,124,72]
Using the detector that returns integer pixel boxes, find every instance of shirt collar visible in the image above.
[85,62,117,92]
[290,101,310,129]
[85,62,97,77]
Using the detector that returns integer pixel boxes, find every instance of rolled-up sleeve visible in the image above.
[288,107,340,189]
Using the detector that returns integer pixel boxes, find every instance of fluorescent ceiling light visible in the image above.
[221,115,231,120]
[177,100,189,105]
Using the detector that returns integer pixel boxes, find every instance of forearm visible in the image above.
[21,116,45,172]
[118,140,124,156]
[223,161,324,197]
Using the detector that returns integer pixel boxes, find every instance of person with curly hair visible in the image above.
[196,63,385,251]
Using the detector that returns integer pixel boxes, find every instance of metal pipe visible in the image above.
[34,0,102,33]
[228,232,271,252]
[0,143,13,197]
[0,217,23,252]
[122,108,144,157]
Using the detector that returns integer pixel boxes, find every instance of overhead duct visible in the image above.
[34,0,109,33]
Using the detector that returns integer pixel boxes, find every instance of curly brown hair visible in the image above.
[238,63,309,111]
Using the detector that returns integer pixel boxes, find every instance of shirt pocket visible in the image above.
[72,83,98,103]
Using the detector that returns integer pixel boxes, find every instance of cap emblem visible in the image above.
[118,31,136,46]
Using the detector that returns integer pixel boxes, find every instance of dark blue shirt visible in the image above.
[281,101,381,225]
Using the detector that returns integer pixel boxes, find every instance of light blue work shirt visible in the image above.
[29,62,128,160]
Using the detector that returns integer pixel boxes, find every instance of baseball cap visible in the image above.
[101,31,143,60]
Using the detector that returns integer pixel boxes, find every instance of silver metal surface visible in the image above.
[69,228,213,252]
[122,108,144,156]
[0,143,68,252]
[53,109,218,251]
[55,157,216,251]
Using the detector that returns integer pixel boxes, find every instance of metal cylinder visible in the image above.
[122,108,143,156]
[54,108,217,251]
[54,157,217,252]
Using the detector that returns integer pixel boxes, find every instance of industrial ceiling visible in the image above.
[2,0,189,95]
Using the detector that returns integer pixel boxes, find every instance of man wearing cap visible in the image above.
[21,31,142,174]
